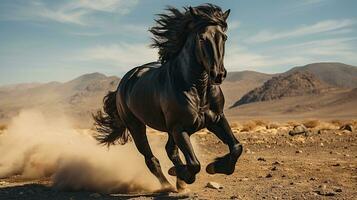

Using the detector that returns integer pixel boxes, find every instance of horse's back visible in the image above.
[116,62,168,131]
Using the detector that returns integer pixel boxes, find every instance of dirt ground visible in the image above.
[0,123,356,200]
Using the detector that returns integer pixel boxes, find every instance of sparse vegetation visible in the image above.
[302,119,320,129]
[0,124,7,131]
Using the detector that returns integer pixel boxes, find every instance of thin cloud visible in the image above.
[247,19,355,43]
[79,43,157,69]
[226,36,357,71]
[0,0,139,26]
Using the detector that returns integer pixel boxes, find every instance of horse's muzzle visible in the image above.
[210,69,227,85]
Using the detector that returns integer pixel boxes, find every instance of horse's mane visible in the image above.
[150,4,227,63]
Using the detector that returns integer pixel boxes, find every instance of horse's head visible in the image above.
[190,6,230,85]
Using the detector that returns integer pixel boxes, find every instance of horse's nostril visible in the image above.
[210,71,216,78]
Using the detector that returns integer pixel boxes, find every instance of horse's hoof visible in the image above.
[206,163,215,174]
[168,166,176,176]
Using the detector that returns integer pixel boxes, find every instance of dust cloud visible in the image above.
[0,109,174,193]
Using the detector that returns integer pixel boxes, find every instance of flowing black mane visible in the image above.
[150,4,228,63]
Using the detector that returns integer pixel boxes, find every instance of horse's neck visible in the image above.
[171,38,210,106]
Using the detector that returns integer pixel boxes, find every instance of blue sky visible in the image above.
[0,0,356,85]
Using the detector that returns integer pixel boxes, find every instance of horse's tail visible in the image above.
[93,90,130,146]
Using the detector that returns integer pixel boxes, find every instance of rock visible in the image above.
[240,178,249,181]
[271,166,277,171]
[230,195,240,199]
[332,163,341,167]
[333,187,342,192]
[245,148,252,154]
[89,193,101,198]
[266,173,273,178]
[289,125,308,136]
[257,157,266,162]
[320,142,324,147]
[272,161,281,165]
[340,124,353,132]
[206,182,223,190]
[296,150,303,154]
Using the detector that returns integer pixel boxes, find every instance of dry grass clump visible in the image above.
[286,121,299,127]
[302,119,320,129]
[266,122,280,129]
[0,124,7,131]
[229,122,241,129]
[240,120,268,132]
[330,119,343,127]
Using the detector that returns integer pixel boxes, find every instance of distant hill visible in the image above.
[1,62,356,126]
[285,62,357,88]
[221,71,274,106]
[231,71,330,107]
[0,73,120,127]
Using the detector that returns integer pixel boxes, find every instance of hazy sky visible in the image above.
[1,0,356,85]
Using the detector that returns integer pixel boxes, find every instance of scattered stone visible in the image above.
[332,163,341,167]
[257,157,266,162]
[296,150,303,154]
[230,195,240,200]
[314,190,336,196]
[333,187,342,193]
[271,185,283,188]
[266,173,273,178]
[206,181,223,190]
[245,148,252,154]
[340,124,353,132]
[271,166,277,171]
[89,193,101,198]
[289,125,309,136]
[272,161,281,165]
[310,177,317,181]
[320,142,324,147]
[240,178,249,181]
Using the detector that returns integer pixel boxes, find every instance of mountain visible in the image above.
[285,62,357,88]
[231,71,330,107]
[0,73,120,127]
[221,71,274,106]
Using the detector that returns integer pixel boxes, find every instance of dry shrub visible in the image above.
[0,124,6,131]
[241,121,256,132]
[229,121,241,129]
[302,119,320,129]
[286,121,299,127]
[330,119,343,127]
[266,122,280,129]
[253,120,268,127]
[316,121,338,130]
[240,120,268,132]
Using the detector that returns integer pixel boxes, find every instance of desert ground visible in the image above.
[0,119,356,200]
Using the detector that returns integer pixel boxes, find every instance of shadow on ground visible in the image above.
[0,183,191,200]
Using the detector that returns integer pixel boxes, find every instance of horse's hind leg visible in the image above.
[165,135,187,192]
[127,122,174,192]
[206,114,243,175]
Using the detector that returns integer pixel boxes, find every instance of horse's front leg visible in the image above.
[206,114,243,175]
[171,128,200,184]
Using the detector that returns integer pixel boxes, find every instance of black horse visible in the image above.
[93,4,242,192]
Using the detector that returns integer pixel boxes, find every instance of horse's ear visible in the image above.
[223,9,230,21]
[189,6,199,17]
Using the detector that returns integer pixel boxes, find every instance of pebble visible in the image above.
[206,181,223,190]
[266,173,273,178]
[296,150,303,153]
[257,157,266,162]
[271,166,277,171]
[89,193,101,198]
